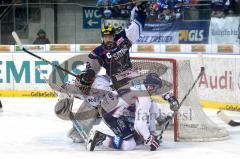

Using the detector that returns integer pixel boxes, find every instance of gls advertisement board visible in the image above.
[143,21,210,44]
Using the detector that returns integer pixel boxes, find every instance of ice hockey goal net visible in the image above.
[131,57,229,142]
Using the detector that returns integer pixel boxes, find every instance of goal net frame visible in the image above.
[131,57,229,142]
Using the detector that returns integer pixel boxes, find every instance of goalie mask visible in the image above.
[144,73,162,94]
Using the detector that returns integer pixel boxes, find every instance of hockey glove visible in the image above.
[76,69,95,86]
[162,92,180,111]
[75,70,95,95]
[144,135,160,151]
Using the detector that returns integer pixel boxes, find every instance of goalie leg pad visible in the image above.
[54,98,73,120]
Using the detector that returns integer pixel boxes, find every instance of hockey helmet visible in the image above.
[101,24,115,36]
[144,73,162,92]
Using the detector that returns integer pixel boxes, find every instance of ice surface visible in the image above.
[0,98,240,159]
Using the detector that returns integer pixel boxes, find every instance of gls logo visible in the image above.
[179,30,204,42]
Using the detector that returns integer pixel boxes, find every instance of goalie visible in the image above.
[53,72,179,150]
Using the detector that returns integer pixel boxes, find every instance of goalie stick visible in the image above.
[35,66,88,143]
[12,31,78,78]
[217,110,240,127]
[12,31,90,93]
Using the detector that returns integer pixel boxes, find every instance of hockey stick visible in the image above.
[12,31,78,78]
[35,66,88,143]
[217,110,240,127]
[157,58,205,140]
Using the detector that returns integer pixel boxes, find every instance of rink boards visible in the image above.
[0,52,239,111]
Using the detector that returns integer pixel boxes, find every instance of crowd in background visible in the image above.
[96,0,240,21]
[97,0,133,19]
[211,0,239,18]
[96,0,189,22]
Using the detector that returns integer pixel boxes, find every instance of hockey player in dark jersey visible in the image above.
[75,0,179,151]
[77,1,166,151]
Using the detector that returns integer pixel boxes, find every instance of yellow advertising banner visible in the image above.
[49,44,71,52]
[0,45,11,52]
[191,44,206,53]
[165,44,181,52]
[80,44,98,52]
[137,44,155,53]
[0,90,56,98]
[217,45,233,53]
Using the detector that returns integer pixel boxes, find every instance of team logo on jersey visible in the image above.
[106,52,112,59]
[106,48,128,61]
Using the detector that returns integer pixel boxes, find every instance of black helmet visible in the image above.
[101,24,115,36]
[144,73,162,90]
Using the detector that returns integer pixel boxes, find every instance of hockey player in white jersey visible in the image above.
[86,73,179,151]
[54,70,178,149]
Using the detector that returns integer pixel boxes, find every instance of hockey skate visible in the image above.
[86,129,106,151]
[67,127,85,143]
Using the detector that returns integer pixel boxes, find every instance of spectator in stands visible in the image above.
[119,0,133,18]
[148,1,160,20]
[159,5,176,22]
[97,0,133,19]
[33,29,50,44]
[211,0,230,18]
[146,0,187,22]
[228,0,240,15]
[97,0,119,18]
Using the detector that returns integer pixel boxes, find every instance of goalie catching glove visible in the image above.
[75,69,96,94]
[162,92,180,111]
